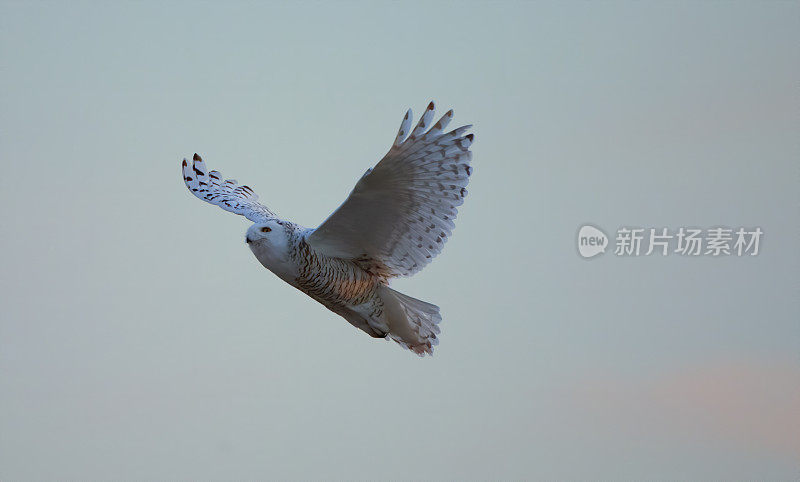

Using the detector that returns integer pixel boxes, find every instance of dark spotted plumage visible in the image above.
[292,237,379,307]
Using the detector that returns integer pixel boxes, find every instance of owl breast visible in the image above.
[292,240,380,307]
[249,241,299,284]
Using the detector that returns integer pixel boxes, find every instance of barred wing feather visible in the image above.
[182,153,275,223]
[307,102,474,277]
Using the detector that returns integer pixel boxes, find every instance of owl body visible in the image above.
[246,219,424,348]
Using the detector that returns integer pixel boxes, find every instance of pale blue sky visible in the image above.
[1,1,798,480]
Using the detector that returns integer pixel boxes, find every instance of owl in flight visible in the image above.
[182,102,473,356]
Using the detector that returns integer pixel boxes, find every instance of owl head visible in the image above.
[245,219,291,252]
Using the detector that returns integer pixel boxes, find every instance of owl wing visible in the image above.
[182,153,275,223]
[306,102,474,277]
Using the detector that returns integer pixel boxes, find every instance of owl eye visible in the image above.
[260,227,271,233]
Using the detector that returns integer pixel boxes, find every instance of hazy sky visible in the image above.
[1,1,798,480]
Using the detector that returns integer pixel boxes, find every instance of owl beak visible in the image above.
[245,236,252,244]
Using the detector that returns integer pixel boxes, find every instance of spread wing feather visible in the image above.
[307,102,474,277]
[182,153,275,223]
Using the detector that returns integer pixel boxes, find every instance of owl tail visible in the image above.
[377,286,442,356]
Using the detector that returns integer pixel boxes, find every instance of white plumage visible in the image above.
[182,102,474,356]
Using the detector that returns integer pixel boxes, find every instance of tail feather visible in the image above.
[378,286,442,356]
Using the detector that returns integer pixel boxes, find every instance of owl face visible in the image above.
[245,220,290,251]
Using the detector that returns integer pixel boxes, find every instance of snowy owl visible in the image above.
[181,102,473,356]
